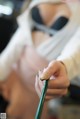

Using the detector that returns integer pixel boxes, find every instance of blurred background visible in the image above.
[0,0,24,113]
[0,0,25,53]
[0,0,80,119]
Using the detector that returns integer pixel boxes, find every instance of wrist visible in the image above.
[59,61,68,74]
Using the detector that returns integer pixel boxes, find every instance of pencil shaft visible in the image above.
[35,80,48,119]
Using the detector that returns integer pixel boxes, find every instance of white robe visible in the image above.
[0,0,80,84]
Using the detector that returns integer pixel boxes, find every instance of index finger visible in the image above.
[40,61,60,80]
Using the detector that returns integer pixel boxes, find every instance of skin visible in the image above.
[35,61,70,100]
[0,3,71,119]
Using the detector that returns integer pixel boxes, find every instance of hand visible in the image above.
[0,70,48,119]
[35,60,70,100]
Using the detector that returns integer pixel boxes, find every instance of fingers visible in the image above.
[6,88,27,119]
[0,79,10,95]
[46,88,68,96]
[40,61,60,80]
[35,75,44,97]
[48,77,70,89]
[35,76,41,97]
[35,60,70,101]
[35,75,68,100]
[45,88,68,100]
[6,78,28,119]
[45,95,61,101]
[0,83,11,101]
[7,102,22,119]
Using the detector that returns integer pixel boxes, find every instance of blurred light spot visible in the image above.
[0,5,13,15]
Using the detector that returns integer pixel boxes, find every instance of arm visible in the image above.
[35,28,80,100]
[0,47,49,119]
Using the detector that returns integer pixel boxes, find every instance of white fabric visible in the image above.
[0,0,80,81]
[57,28,80,85]
[17,1,80,61]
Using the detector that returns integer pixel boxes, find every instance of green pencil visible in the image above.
[35,80,48,119]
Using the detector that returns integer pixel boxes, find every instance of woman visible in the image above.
[0,0,80,119]
[36,28,80,99]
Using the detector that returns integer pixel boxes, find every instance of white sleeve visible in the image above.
[57,28,80,80]
[0,27,27,81]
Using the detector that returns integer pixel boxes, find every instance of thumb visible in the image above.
[6,101,20,119]
[6,97,23,119]
[6,97,26,119]
[6,88,27,119]
[40,61,60,80]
